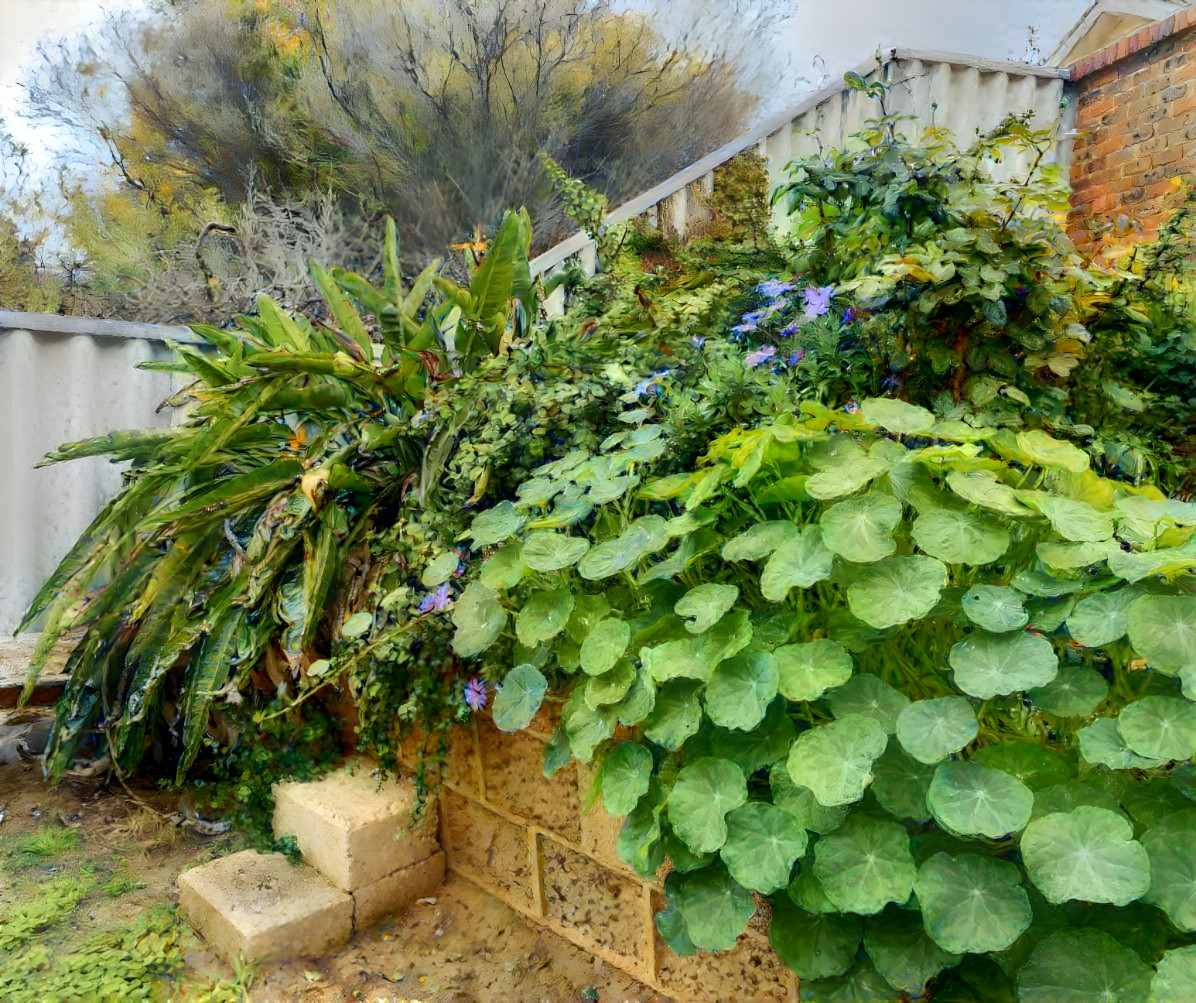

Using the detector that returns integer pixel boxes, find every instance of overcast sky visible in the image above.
[0,0,1104,173]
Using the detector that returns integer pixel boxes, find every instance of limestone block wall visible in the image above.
[401,710,798,1001]
[1068,6,1196,248]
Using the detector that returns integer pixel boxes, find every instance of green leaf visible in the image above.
[926,761,1033,838]
[862,397,935,435]
[641,610,752,684]
[960,585,1027,633]
[948,630,1058,699]
[806,454,892,500]
[618,799,664,878]
[479,542,523,590]
[774,639,853,702]
[492,664,548,732]
[1066,591,1136,647]
[341,611,373,638]
[721,521,801,562]
[1142,814,1196,930]
[1020,807,1151,905]
[712,699,796,772]
[911,508,1009,565]
[584,659,636,708]
[642,680,703,749]
[720,802,807,894]
[577,521,660,579]
[615,667,656,727]
[1116,697,1196,761]
[1017,928,1153,1003]
[863,909,959,995]
[896,697,977,764]
[1025,495,1114,543]
[970,741,1070,790]
[1012,429,1090,472]
[704,650,779,731]
[1078,718,1167,770]
[786,714,888,807]
[847,556,947,628]
[821,494,901,563]
[770,766,848,834]
[767,896,862,981]
[1037,538,1116,569]
[813,815,916,915]
[760,528,835,600]
[913,852,1031,954]
[674,583,739,634]
[598,742,654,816]
[1152,946,1196,1002]
[562,693,616,762]
[421,552,460,587]
[871,745,933,820]
[827,674,909,733]
[451,582,507,658]
[469,500,525,546]
[515,589,574,647]
[580,618,631,676]
[671,865,755,952]
[946,469,1034,516]
[520,532,589,572]
[1126,595,1196,674]
[667,758,748,854]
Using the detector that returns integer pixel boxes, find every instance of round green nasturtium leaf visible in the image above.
[721,520,802,563]
[896,697,977,764]
[787,867,836,914]
[451,582,507,658]
[579,618,630,676]
[863,909,959,995]
[946,469,1033,516]
[961,585,1028,633]
[848,555,948,629]
[1064,591,1134,648]
[617,797,664,878]
[787,714,889,807]
[862,397,935,436]
[1152,946,1196,1001]
[821,494,902,564]
[1027,664,1108,717]
[1126,595,1196,674]
[642,679,702,749]
[674,583,739,634]
[566,594,611,643]
[798,958,896,1003]
[1017,928,1153,1003]
[654,902,696,957]
[704,650,779,731]
[520,531,589,572]
[491,664,548,732]
[712,698,795,772]
[720,802,807,894]
[340,611,373,639]
[615,668,656,727]
[1020,806,1151,906]
[806,457,893,503]
[468,500,525,545]
[1142,813,1196,930]
[585,659,635,709]
[671,864,756,952]
[667,757,748,855]
[1117,696,1196,762]
[479,542,523,589]
[913,852,1031,955]
[1031,782,1123,821]
[1029,495,1114,543]
[1077,717,1168,771]
[760,528,837,602]
[828,673,910,734]
[598,741,654,817]
[926,761,1033,838]
[515,589,575,648]
[562,692,617,763]
[948,629,1058,699]
[813,815,916,915]
[774,639,853,703]
[871,745,933,820]
[770,764,849,834]
[970,741,1070,790]
[1036,538,1116,570]
[421,551,460,587]
[911,508,1009,565]
[1013,429,1090,472]
[767,895,862,981]
[577,523,656,580]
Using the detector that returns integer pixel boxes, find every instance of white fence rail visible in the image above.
[1,46,1072,634]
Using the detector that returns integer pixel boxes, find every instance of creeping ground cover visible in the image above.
[16,85,1196,1000]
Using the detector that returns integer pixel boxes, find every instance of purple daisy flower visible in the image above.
[744,345,777,368]
[841,307,857,325]
[464,678,487,711]
[787,349,805,365]
[419,582,453,612]
[803,284,835,319]
[733,322,758,334]
[757,279,795,297]
[780,321,799,338]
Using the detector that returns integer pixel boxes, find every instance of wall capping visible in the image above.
[1070,3,1196,79]
[0,309,197,345]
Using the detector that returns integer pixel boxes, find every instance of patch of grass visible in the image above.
[2,827,81,869]
[0,874,92,949]
[102,872,147,897]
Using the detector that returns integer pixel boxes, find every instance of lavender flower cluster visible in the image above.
[731,280,839,370]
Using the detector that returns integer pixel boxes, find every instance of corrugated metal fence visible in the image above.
[1,46,1072,634]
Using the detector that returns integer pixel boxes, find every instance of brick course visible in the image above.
[1069,12,1196,249]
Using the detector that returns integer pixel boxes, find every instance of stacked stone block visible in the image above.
[1069,7,1196,248]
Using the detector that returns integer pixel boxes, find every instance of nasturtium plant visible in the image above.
[913,852,1031,954]
[1020,807,1152,906]
[896,697,977,765]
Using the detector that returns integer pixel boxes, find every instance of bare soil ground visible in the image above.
[0,715,657,1002]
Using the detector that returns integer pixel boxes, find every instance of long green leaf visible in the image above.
[310,260,372,360]
[176,608,245,781]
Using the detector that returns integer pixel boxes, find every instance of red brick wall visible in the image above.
[1069,7,1196,248]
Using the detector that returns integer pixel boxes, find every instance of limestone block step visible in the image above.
[272,763,439,891]
[353,850,446,929]
[178,850,352,962]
